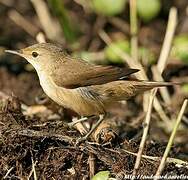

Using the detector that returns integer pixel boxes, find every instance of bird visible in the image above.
[5,43,176,141]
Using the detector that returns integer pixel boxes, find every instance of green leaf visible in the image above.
[92,0,127,16]
[92,171,110,180]
[137,0,161,22]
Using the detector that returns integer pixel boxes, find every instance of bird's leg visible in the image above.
[80,114,105,141]
[68,117,88,127]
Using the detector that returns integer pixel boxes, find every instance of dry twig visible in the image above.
[130,0,138,62]
[8,10,38,37]
[3,167,14,179]
[36,32,46,43]
[30,0,62,41]
[154,99,188,179]
[28,157,37,179]
[153,7,178,105]
[17,129,74,145]
[132,89,157,178]
[121,149,188,167]
[89,153,95,179]
[152,66,171,104]
[157,7,177,73]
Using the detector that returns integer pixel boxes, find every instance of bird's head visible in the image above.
[5,43,64,72]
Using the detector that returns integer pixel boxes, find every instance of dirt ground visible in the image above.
[0,0,188,179]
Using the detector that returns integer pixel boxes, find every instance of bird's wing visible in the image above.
[51,56,139,89]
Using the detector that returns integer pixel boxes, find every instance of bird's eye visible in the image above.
[32,51,39,58]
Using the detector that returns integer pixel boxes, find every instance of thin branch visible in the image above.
[157,7,177,73]
[36,32,46,43]
[30,0,62,41]
[17,129,74,145]
[152,66,171,104]
[132,89,157,179]
[8,10,38,37]
[89,153,96,179]
[154,99,188,180]
[130,0,138,62]
[32,158,37,180]
[3,167,14,179]
[152,7,177,105]
[121,149,188,167]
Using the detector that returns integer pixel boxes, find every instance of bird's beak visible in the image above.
[5,49,23,57]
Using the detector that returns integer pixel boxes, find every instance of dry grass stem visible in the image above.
[157,7,177,73]
[154,99,188,179]
[3,167,14,179]
[152,66,171,104]
[36,32,46,43]
[152,7,177,105]
[130,0,138,62]
[32,158,37,180]
[30,0,62,41]
[132,89,157,179]
[28,158,37,180]
[89,153,95,178]
[18,129,74,144]
[8,10,38,36]
[122,149,188,167]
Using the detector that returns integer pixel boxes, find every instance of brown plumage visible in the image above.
[5,43,176,140]
[50,55,139,88]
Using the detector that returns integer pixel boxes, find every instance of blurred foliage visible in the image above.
[91,0,127,16]
[171,34,188,64]
[47,0,78,42]
[92,171,110,180]
[104,40,156,65]
[137,0,161,22]
[181,84,188,93]
[139,47,156,65]
[104,40,130,63]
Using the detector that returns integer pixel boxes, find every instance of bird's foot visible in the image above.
[75,114,106,145]
[68,117,88,128]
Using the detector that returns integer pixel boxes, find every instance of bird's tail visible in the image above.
[132,81,178,92]
[95,80,179,102]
